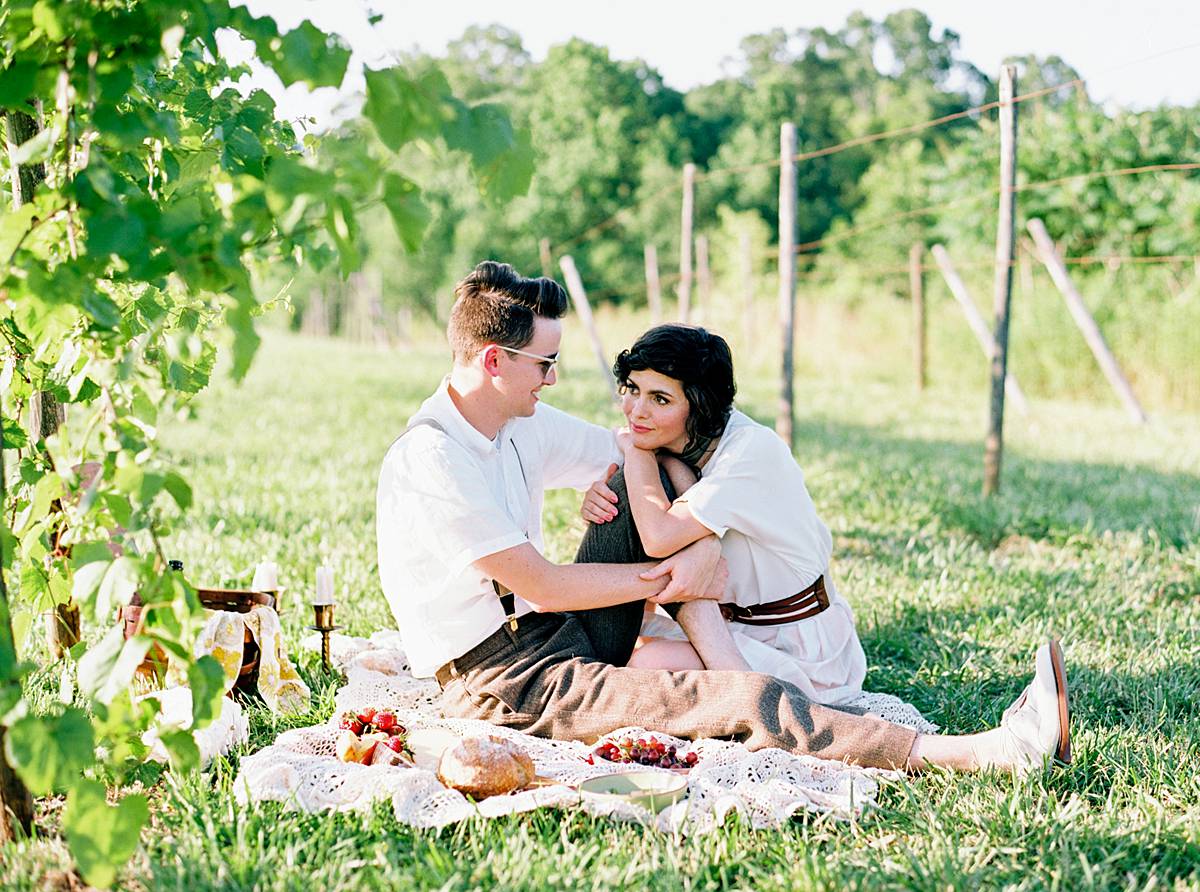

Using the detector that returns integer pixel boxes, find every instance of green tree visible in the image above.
[0,1,531,884]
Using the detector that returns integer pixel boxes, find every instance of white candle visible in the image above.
[314,566,334,605]
[252,561,278,592]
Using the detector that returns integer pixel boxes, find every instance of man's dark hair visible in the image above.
[614,324,736,465]
[448,261,569,361]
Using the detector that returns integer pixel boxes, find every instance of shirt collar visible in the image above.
[412,377,501,458]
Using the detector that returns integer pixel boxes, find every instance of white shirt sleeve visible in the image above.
[389,430,529,581]
[535,402,623,491]
[677,427,792,538]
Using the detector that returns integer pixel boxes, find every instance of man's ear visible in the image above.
[480,345,503,378]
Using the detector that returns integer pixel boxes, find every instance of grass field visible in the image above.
[4,318,1200,891]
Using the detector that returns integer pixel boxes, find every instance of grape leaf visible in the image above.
[64,780,149,889]
[5,708,95,794]
[381,174,431,252]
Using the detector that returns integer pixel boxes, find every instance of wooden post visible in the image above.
[6,109,77,656]
[695,234,711,321]
[930,244,1030,415]
[678,162,695,323]
[740,231,754,349]
[910,243,927,392]
[1027,218,1149,424]
[643,244,663,325]
[4,110,45,206]
[538,237,553,279]
[777,122,797,452]
[0,419,35,842]
[983,65,1019,497]
[558,255,617,394]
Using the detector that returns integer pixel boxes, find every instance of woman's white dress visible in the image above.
[640,409,934,730]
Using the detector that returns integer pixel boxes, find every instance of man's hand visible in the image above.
[641,536,727,605]
[581,462,619,524]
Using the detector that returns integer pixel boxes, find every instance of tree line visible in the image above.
[287,10,1199,328]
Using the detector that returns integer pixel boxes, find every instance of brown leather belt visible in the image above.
[434,611,561,689]
[719,574,830,626]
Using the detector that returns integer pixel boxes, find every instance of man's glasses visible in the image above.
[501,345,559,380]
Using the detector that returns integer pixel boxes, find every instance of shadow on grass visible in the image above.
[739,410,1200,549]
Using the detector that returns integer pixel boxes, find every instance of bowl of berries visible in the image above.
[578,771,688,813]
[590,735,699,772]
[334,707,413,767]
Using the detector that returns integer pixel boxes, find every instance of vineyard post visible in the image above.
[984,65,1018,497]
[1027,218,1148,424]
[910,242,927,392]
[644,244,663,325]
[539,237,553,279]
[776,122,797,452]
[679,162,695,322]
[931,245,1030,415]
[558,255,617,394]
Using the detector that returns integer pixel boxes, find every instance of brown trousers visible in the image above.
[439,469,917,769]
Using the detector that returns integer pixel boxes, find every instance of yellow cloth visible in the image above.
[169,606,310,714]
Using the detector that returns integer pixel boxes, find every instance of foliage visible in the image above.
[307,9,1199,375]
[0,0,531,885]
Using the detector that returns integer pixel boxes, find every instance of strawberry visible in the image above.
[338,712,365,735]
[384,736,405,753]
[357,707,376,725]
[373,711,397,732]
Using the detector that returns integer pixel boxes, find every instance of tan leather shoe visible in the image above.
[999,639,1072,775]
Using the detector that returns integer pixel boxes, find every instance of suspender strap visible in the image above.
[493,579,519,644]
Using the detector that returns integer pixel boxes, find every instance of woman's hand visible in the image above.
[615,426,635,454]
[580,462,619,524]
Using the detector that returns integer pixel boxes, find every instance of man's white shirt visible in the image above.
[376,378,620,678]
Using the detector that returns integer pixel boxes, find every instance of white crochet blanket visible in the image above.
[234,631,935,834]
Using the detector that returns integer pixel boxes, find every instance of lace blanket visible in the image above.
[235,631,933,833]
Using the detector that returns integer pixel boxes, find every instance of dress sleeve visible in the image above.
[675,428,792,538]
[385,430,529,580]
[536,402,623,490]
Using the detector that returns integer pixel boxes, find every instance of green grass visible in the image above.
[4,318,1199,891]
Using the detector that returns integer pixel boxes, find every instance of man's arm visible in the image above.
[474,536,727,614]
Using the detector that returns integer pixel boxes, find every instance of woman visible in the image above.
[580,324,930,727]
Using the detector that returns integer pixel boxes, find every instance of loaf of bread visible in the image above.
[436,735,535,798]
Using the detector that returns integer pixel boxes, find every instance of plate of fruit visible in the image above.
[335,707,413,768]
[590,735,699,771]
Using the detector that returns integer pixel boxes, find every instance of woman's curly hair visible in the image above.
[613,324,736,466]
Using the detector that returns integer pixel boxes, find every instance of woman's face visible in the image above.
[621,368,690,453]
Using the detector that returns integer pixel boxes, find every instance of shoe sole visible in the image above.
[1047,638,1071,765]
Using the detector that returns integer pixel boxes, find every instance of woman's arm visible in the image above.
[622,444,713,558]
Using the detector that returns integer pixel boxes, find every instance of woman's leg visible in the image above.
[627,637,705,670]
[673,599,752,671]
[571,467,664,666]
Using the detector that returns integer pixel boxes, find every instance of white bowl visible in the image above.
[578,771,687,813]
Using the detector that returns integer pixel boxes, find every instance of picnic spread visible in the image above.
[232,630,936,834]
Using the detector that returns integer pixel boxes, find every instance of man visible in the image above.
[376,260,1070,773]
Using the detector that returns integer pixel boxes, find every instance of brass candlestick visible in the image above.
[307,603,340,670]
